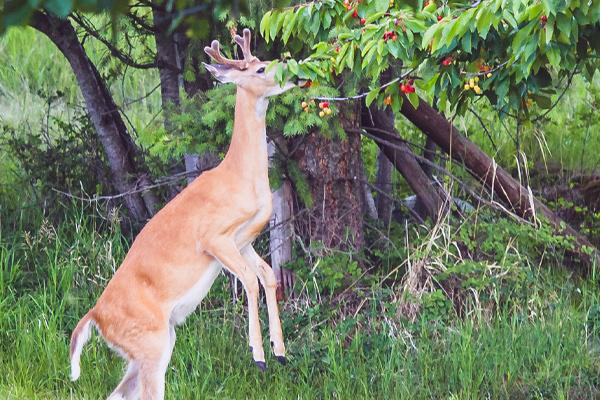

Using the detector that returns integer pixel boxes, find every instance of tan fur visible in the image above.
[70,30,292,400]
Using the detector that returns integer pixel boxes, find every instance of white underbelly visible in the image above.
[170,261,222,325]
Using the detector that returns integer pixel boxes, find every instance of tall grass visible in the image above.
[0,203,598,399]
[0,24,162,134]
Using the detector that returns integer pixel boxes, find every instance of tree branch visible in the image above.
[71,13,158,70]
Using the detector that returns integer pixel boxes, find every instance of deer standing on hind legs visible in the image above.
[69,29,300,399]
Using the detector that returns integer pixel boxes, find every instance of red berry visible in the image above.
[352,9,358,18]
[408,79,414,85]
[399,84,407,93]
[408,86,415,93]
[441,56,453,66]
[360,17,366,25]
[392,34,397,41]
[323,101,330,108]
[437,15,443,22]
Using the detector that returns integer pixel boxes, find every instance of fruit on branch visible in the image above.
[383,31,397,41]
[352,9,358,18]
[441,56,453,66]
[437,15,443,22]
[540,15,548,27]
[383,95,393,106]
[465,77,482,94]
[360,17,366,25]
[400,82,415,93]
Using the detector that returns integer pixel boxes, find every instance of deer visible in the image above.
[69,29,300,400]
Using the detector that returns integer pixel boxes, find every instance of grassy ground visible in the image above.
[1,205,599,399]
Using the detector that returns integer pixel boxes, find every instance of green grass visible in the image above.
[0,205,599,399]
[0,24,162,135]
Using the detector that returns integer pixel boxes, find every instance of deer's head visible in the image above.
[203,29,296,98]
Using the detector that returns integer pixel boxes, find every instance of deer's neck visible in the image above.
[223,87,269,182]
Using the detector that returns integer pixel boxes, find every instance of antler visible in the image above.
[204,28,259,70]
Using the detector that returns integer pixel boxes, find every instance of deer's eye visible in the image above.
[256,67,265,74]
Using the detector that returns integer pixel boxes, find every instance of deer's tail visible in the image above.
[70,311,94,381]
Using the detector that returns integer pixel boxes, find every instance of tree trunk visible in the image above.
[362,103,445,221]
[290,105,364,250]
[268,141,294,300]
[421,137,437,178]
[361,161,379,220]
[30,12,158,224]
[398,93,599,266]
[374,150,393,223]
[153,5,181,115]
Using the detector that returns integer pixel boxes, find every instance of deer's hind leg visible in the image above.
[205,238,266,370]
[241,245,286,364]
[122,326,175,400]
[107,361,140,400]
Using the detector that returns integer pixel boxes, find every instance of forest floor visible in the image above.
[1,206,599,399]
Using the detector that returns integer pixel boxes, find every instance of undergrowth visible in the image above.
[0,201,598,399]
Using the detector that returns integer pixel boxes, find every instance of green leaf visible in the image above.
[44,0,73,17]
[422,22,442,49]
[287,59,299,75]
[556,13,572,37]
[361,40,377,57]
[546,45,561,67]
[309,10,321,35]
[407,92,420,109]
[373,0,389,13]
[476,8,493,39]
[346,44,355,70]
[366,87,380,106]
[282,11,298,44]
[388,39,402,58]
[269,11,280,42]
[260,11,271,39]
[404,18,427,33]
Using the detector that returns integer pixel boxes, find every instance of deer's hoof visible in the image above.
[276,356,287,365]
[254,361,267,372]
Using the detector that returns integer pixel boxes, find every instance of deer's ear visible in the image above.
[203,63,234,83]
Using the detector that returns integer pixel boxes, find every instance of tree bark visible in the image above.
[421,137,437,178]
[362,103,445,221]
[152,5,181,114]
[374,150,393,223]
[268,141,294,300]
[30,12,158,223]
[290,105,364,250]
[398,93,599,266]
[361,161,379,220]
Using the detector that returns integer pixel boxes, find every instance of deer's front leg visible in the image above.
[242,246,286,364]
[205,238,266,370]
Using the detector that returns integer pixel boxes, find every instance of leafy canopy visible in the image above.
[260,0,600,115]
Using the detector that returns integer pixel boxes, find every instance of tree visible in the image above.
[29,11,160,224]
[261,0,600,264]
